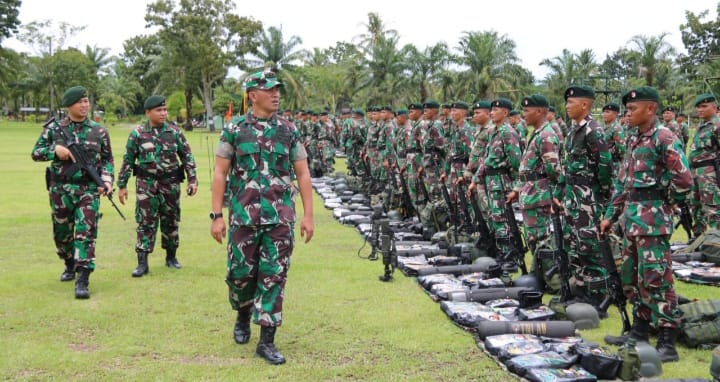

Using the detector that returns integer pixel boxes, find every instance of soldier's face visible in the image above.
[321,115,329,122]
[423,108,438,120]
[677,116,685,123]
[249,87,280,115]
[396,115,408,124]
[565,97,588,120]
[67,97,90,120]
[472,109,489,124]
[696,102,718,120]
[626,101,655,126]
[490,107,508,124]
[509,115,520,124]
[547,111,555,121]
[146,106,168,125]
[522,107,542,126]
[662,110,674,122]
[602,110,617,123]
[409,109,422,120]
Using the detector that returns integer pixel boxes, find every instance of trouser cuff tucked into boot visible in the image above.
[256,326,285,365]
[233,308,252,344]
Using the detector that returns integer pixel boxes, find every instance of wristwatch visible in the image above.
[209,211,223,220]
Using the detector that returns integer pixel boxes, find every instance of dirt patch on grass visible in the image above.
[69,342,99,353]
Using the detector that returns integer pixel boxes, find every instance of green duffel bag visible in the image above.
[702,229,720,265]
[680,316,720,348]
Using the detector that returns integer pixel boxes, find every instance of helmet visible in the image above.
[513,274,541,291]
[565,302,600,330]
[473,256,498,271]
[635,340,662,378]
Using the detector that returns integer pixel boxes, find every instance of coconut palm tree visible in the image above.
[455,30,519,101]
[627,33,676,86]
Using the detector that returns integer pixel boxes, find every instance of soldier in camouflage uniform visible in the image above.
[661,106,685,150]
[507,94,562,287]
[345,109,366,177]
[318,111,336,174]
[363,106,383,194]
[211,70,314,365]
[117,95,198,278]
[440,102,473,213]
[600,103,625,178]
[688,94,720,234]
[677,112,690,147]
[419,100,446,204]
[509,110,527,152]
[477,98,522,268]
[467,101,494,223]
[31,86,114,299]
[549,106,569,140]
[602,86,692,362]
[557,86,613,312]
[403,103,426,208]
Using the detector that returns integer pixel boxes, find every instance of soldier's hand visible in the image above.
[300,215,314,243]
[468,182,477,193]
[551,198,564,214]
[54,145,75,161]
[98,182,111,196]
[600,219,611,234]
[118,188,128,204]
[506,190,518,204]
[211,219,226,244]
[187,183,198,196]
[439,173,447,182]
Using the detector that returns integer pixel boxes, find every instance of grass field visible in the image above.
[0,120,715,381]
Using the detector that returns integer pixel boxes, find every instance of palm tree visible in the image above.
[354,12,397,54]
[540,48,598,107]
[402,42,452,102]
[455,31,519,101]
[84,45,115,117]
[627,33,676,86]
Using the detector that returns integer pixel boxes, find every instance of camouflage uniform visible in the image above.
[443,117,473,207]
[317,117,336,174]
[605,118,691,329]
[662,119,684,150]
[688,113,720,232]
[405,111,426,207]
[561,114,612,301]
[467,102,495,223]
[478,118,522,261]
[31,116,114,271]
[117,121,198,257]
[421,117,446,201]
[602,119,626,177]
[217,111,307,327]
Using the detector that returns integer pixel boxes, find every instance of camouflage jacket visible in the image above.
[662,120,684,146]
[514,121,528,151]
[318,120,336,143]
[605,120,692,236]
[365,121,382,152]
[117,121,197,188]
[443,120,473,179]
[516,121,562,209]
[688,115,720,186]
[601,120,626,163]
[560,115,612,193]
[394,120,413,168]
[466,122,493,182]
[422,118,446,169]
[479,120,521,192]
[217,112,307,226]
[32,117,114,186]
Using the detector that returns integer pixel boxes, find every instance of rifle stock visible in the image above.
[598,233,631,335]
[548,210,572,301]
[499,177,528,274]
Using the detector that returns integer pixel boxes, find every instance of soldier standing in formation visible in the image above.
[211,70,314,365]
[602,86,692,362]
[600,102,625,179]
[117,95,198,277]
[32,86,115,299]
[688,94,720,234]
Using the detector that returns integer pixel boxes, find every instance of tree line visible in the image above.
[0,0,718,131]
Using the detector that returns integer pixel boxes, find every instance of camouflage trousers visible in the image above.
[134,179,181,254]
[420,166,443,203]
[522,205,553,255]
[693,173,720,233]
[621,235,681,328]
[487,189,513,256]
[562,184,606,292]
[49,183,100,270]
[321,141,335,173]
[226,223,294,327]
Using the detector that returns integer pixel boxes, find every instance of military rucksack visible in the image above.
[702,229,720,265]
[679,299,720,347]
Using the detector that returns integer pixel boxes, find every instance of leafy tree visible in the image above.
[678,4,720,68]
[120,34,163,112]
[51,48,98,96]
[455,30,519,101]
[402,42,451,102]
[626,33,675,86]
[0,0,21,43]
[97,61,143,119]
[145,0,262,131]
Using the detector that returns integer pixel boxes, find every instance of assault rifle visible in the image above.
[432,157,457,231]
[396,167,419,221]
[598,232,632,336]
[499,177,528,274]
[676,201,694,243]
[546,210,572,302]
[467,188,498,258]
[46,118,125,220]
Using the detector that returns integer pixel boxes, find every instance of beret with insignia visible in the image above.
[395,109,408,116]
[408,103,423,110]
[564,85,595,101]
[144,95,166,111]
[522,94,549,108]
[694,93,716,107]
[452,101,469,110]
[602,103,620,112]
[62,86,89,107]
[423,99,440,109]
[491,98,513,110]
[472,100,492,110]
[622,86,660,105]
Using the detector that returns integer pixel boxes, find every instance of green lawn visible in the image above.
[0,120,715,381]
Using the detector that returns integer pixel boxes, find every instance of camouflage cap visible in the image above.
[522,94,549,108]
[564,85,595,101]
[452,101,469,110]
[244,69,283,91]
[622,86,660,105]
[472,100,492,110]
[694,93,716,107]
[408,103,423,110]
[62,86,89,107]
[602,103,620,112]
[144,95,166,110]
[491,98,513,110]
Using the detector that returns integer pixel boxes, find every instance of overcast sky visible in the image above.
[5,0,718,80]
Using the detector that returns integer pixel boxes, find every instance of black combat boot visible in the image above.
[604,317,650,346]
[656,327,680,362]
[165,248,181,269]
[74,267,90,299]
[233,308,252,344]
[60,257,76,282]
[255,326,286,365]
[132,251,149,277]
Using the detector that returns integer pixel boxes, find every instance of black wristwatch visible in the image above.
[209,211,223,220]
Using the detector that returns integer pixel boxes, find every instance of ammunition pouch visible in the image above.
[690,159,717,169]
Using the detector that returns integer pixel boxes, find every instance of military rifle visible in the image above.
[46,118,126,220]
[546,210,572,302]
[598,232,632,336]
[455,182,477,235]
[467,188,498,258]
[396,166,419,221]
[432,154,457,231]
[499,177,528,274]
[675,201,694,243]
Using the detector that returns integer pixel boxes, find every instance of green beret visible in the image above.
[61,86,89,107]
[452,101,469,110]
[423,99,440,109]
[508,110,520,116]
[521,94,549,108]
[442,103,452,108]
[396,109,408,116]
[622,86,660,105]
[602,103,620,112]
[548,106,556,113]
[491,98,513,110]
[662,106,675,113]
[320,111,329,116]
[381,105,393,112]
[694,93,716,107]
[472,100,492,110]
[678,112,688,118]
[144,95,166,110]
[408,103,423,110]
[564,85,595,100]
[352,108,365,116]
[244,69,283,91]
